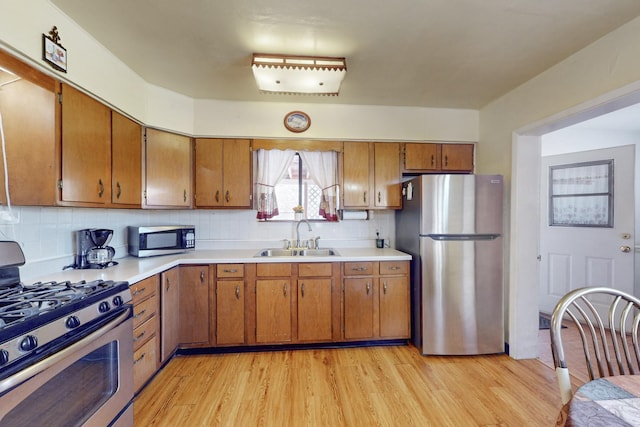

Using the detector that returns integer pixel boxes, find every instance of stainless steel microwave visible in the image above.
[127,225,195,257]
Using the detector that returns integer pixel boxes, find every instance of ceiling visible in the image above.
[50,0,640,110]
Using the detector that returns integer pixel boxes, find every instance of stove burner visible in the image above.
[0,280,122,331]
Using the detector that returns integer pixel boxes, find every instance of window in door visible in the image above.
[549,159,613,227]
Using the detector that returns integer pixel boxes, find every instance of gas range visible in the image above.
[0,242,131,380]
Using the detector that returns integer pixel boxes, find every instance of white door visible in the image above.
[539,145,635,315]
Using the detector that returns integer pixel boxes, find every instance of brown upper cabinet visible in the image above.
[0,51,58,206]
[60,84,112,205]
[194,138,252,208]
[144,128,192,208]
[343,141,402,209]
[403,143,474,173]
[111,112,142,206]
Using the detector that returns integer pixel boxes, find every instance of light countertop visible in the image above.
[33,247,411,285]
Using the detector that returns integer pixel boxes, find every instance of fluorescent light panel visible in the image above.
[252,53,346,96]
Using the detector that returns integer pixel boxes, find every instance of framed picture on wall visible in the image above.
[42,31,67,73]
[549,159,613,227]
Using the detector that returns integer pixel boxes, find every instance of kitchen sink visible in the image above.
[254,248,340,257]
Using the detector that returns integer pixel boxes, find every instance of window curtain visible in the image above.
[299,151,339,221]
[255,149,296,220]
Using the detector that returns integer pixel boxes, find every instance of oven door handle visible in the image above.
[0,308,130,395]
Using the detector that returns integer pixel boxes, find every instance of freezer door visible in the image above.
[419,174,503,235]
[420,235,504,355]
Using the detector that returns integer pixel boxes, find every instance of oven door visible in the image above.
[0,308,134,427]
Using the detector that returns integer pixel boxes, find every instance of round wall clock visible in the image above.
[284,111,311,133]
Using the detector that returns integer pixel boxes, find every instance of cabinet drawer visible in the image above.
[380,261,408,275]
[343,262,374,276]
[133,315,157,350]
[257,263,292,277]
[132,294,157,329]
[130,276,158,305]
[133,336,158,392]
[299,263,332,277]
[217,264,244,278]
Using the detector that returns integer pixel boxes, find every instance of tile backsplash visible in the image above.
[0,206,395,281]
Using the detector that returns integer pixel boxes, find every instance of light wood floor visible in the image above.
[134,343,566,426]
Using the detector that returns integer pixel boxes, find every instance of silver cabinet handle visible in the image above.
[98,178,104,198]
[383,281,387,294]
[366,282,371,295]
[132,287,147,296]
[116,182,122,199]
[134,352,146,365]
[235,285,240,299]
[301,283,305,298]
[283,282,287,297]
[200,271,205,283]
[223,269,238,273]
[215,190,220,203]
[133,309,147,319]
[133,331,146,342]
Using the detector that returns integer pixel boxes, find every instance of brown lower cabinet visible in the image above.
[137,260,409,393]
[343,261,410,341]
[215,264,246,346]
[130,275,160,393]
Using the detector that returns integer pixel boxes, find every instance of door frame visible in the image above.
[509,80,640,359]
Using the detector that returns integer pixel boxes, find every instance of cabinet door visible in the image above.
[60,84,111,204]
[373,142,401,208]
[160,267,180,363]
[403,143,441,171]
[343,278,375,340]
[342,142,371,208]
[222,139,252,208]
[216,280,245,345]
[179,266,210,346]
[195,138,223,207]
[0,71,57,206]
[379,276,410,338]
[111,112,141,206]
[441,144,474,172]
[145,128,191,207]
[297,278,332,342]
[255,279,292,343]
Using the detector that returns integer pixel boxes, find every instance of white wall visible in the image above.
[481,15,640,358]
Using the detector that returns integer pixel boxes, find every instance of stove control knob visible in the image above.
[66,315,81,329]
[98,301,111,313]
[112,296,124,307]
[20,335,38,352]
[0,349,9,365]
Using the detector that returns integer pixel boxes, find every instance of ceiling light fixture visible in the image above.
[251,53,347,96]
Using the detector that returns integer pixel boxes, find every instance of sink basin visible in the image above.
[254,248,340,257]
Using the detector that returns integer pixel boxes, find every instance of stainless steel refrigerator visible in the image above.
[396,174,504,355]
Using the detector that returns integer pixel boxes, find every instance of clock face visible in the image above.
[284,111,311,132]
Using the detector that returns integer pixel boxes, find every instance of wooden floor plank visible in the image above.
[134,344,564,426]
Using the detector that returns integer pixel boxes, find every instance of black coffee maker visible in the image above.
[72,229,118,269]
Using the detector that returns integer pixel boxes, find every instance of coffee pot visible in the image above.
[70,228,118,269]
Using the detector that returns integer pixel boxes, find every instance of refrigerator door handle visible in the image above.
[424,234,501,241]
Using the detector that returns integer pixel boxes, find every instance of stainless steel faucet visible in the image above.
[296,219,312,248]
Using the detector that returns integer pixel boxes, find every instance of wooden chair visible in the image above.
[550,286,640,404]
